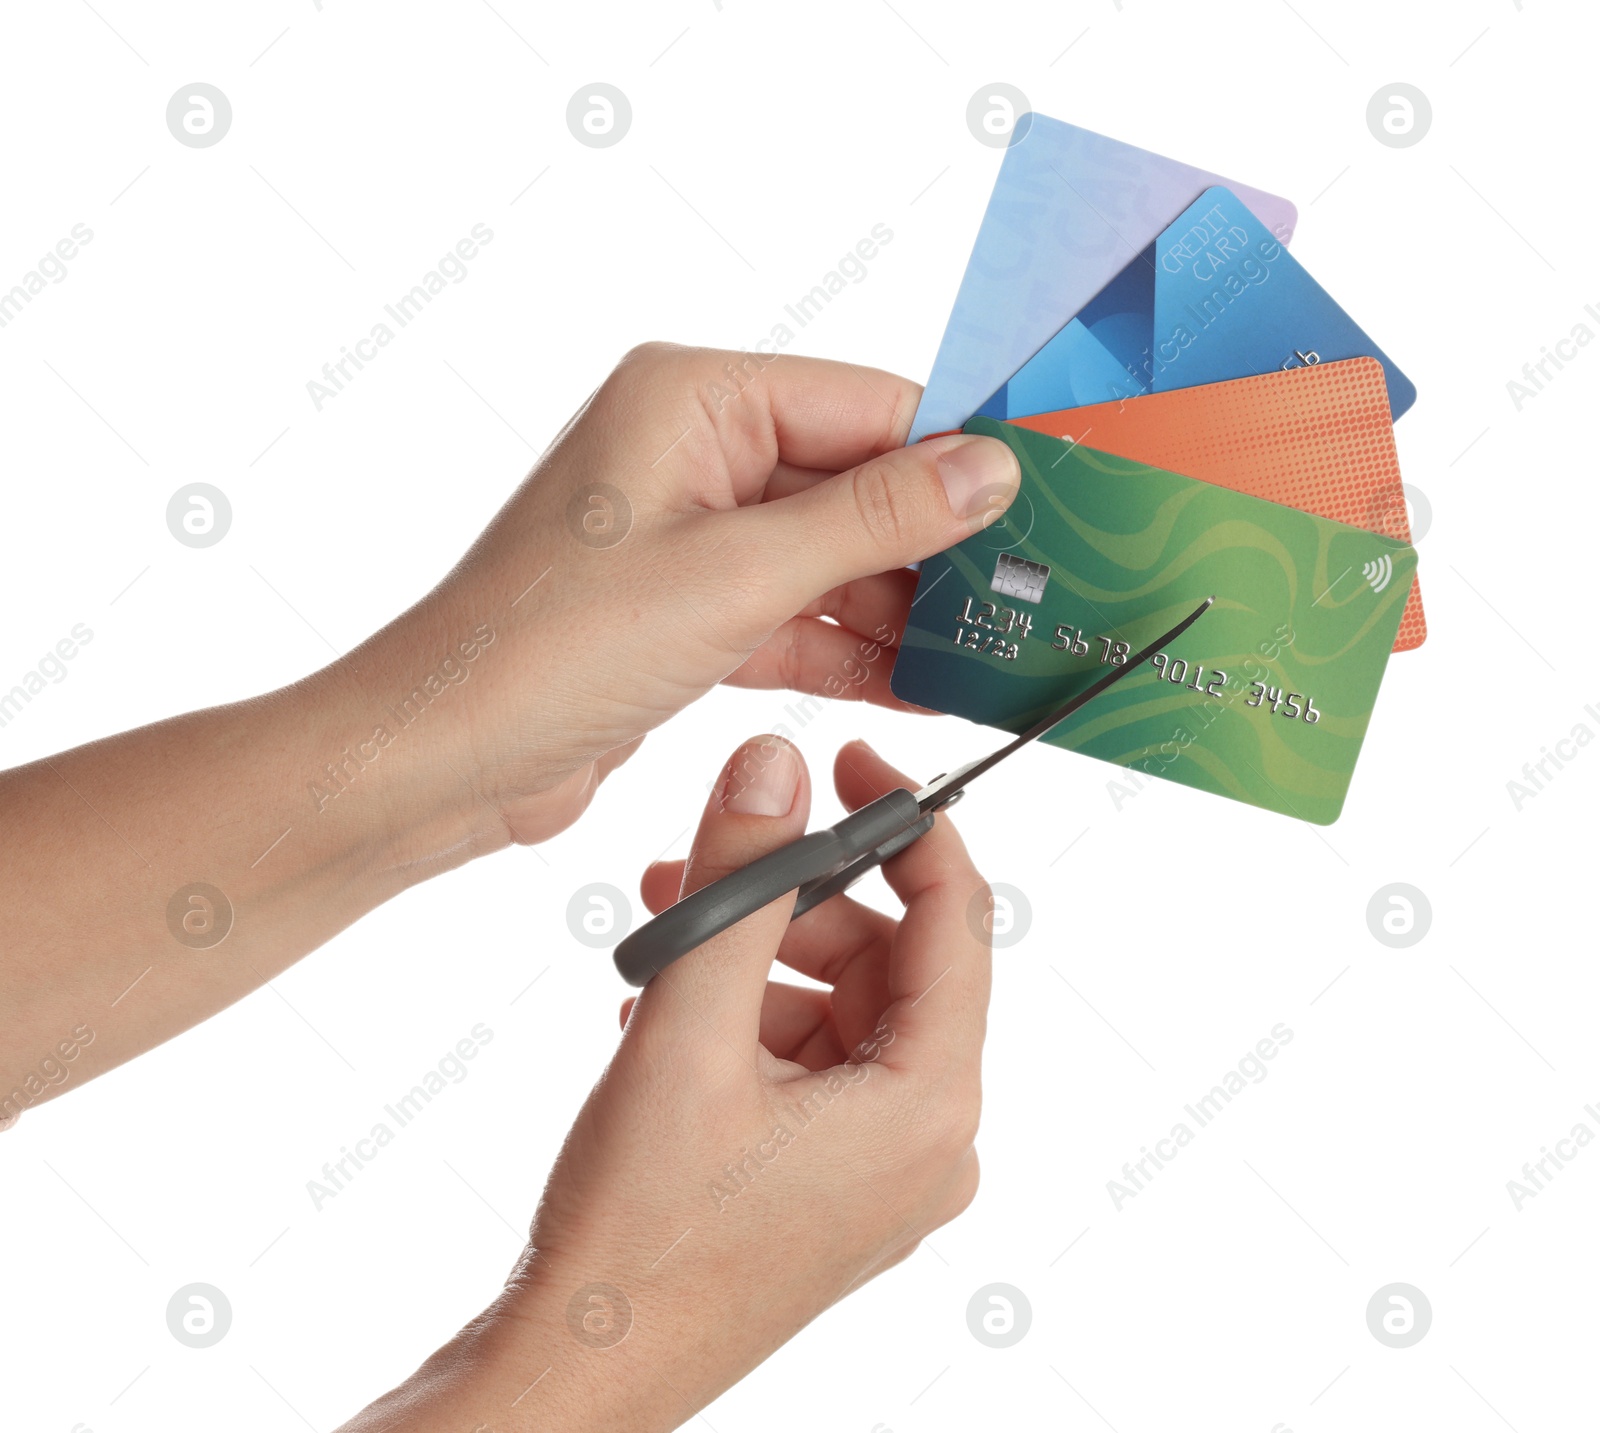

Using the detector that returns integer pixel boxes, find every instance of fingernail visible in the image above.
[929,433,1020,524]
[721,737,800,817]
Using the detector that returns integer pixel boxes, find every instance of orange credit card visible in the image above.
[1008,356,1426,651]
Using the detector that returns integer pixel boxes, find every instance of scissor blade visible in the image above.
[915,595,1215,812]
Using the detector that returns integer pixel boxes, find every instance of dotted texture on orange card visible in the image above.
[1011,357,1426,651]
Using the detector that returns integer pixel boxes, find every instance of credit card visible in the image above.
[889,419,1417,824]
[910,120,1298,440]
[1009,358,1427,651]
[976,185,1415,421]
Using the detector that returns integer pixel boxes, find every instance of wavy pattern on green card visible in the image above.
[888,418,1417,824]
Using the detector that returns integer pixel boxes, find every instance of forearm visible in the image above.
[337,1248,757,1433]
[0,621,508,1114]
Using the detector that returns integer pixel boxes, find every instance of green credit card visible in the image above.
[889,417,1418,824]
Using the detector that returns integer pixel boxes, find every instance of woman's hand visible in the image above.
[342,734,992,1431]
[354,343,1020,848]
[0,342,1015,1130]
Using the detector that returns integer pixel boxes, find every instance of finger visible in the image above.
[611,348,923,508]
[645,855,896,990]
[779,891,895,990]
[795,568,917,641]
[779,896,896,1063]
[640,859,685,916]
[645,853,896,1029]
[723,617,918,711]
[752,981,847,1069]
[730,430,1020,623]
[833,739,978,905]
[631,735,811,1052]
[725,565,917,711]
[702,352,922,484]
[759,459,837,503]
[831,740,991,1077]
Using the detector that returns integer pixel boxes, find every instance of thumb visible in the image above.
[631,735,811,1053]
[744,431,1020,616]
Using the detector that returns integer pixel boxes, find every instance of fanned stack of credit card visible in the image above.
[890,115,1420,825]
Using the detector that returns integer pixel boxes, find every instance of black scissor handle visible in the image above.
[612,786,925,987]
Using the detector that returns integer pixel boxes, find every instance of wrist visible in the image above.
[465,1250,701,1433]
[303,626,517,890]
[343,1262,689,1433]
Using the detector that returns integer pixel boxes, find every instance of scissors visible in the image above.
[612,596,1214,986]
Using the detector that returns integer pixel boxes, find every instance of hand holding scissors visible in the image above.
[614,597,1214,985]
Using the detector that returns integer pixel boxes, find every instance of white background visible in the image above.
[1,1,1594,1430]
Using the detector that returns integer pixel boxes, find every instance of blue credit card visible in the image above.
[977,185,1416,421]
[908,119,1298,441]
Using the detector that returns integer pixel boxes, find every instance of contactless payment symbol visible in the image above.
[1363,553,1394,594]
[991,552,1049,605]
